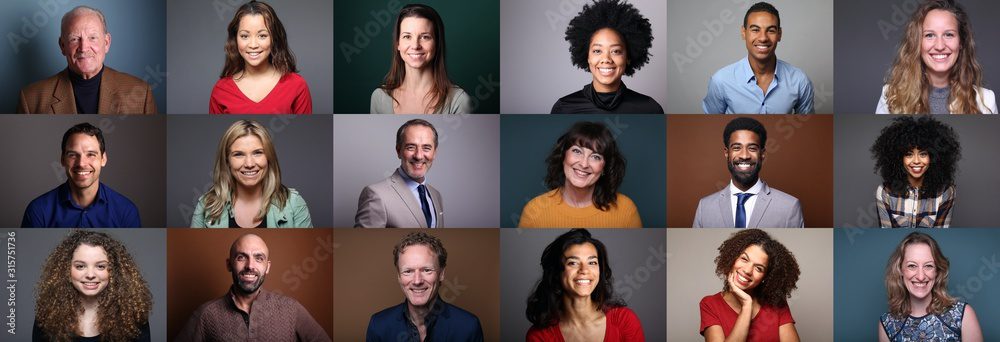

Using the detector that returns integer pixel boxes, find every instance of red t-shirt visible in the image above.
[208,72,312,114]
[699,292,794,342]
[526,306,644,342]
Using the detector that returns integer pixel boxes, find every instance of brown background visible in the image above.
[332,229,500,341]
[166,230,334,340]
[666,115,834,227]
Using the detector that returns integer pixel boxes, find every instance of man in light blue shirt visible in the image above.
[702,2,814,114]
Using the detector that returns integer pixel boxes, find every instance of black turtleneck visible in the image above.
[68,67,104,114]
[550,82,664,114]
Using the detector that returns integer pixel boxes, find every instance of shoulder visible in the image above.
[526,189,561,208]
[211,77,236,94]
[697,188,726,206]
[369,302,406,325]
[710,59,742,81]
[280,72,309,89]
[441,301,481,325]
[555,86,587,104]
[763,185,800,204]
[614,193,638,209]
[103,67,151,90]
[26,185,62,208]
[284,188,308,206]
[776,59,809,79]
[526,324,560,340]
[699,292,724,307]
[21,71,64,93]
[100,183,139,209]
[606,306,639,323]
[448,86,469,100]
[364,175,396,193]
[371,88,390,100]
[190,296,229,318]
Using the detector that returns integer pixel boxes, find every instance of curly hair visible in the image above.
[883,0,989,114]
[565,0,653,76]
[35,230,152,342]
[870,115,960,198]
[884,232,955,318]
[723,117,767,148]
[544,121,627,211]
[526,229,624,327]
[392,232,447,270]
[221,1,298,79]
[714,229,799,308]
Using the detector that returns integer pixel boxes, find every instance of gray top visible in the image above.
[930,86,949,115]
[370,86,472,114]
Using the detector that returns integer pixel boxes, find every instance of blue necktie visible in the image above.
[418,184,432,228]
[735,193,754,228]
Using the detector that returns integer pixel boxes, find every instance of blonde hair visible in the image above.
[204,120,288,225]
[884,0,988,114]
[884,232,956,317]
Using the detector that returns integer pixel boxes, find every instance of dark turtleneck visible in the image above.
[550,82,664,114]
[68,66,104,114]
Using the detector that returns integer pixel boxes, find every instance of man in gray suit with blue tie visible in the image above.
[693,117,803,228]
[355,119,444,228]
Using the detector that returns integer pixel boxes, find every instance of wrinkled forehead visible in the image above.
[62,11,106,37]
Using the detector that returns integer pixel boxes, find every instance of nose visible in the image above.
[412,272,425,284]
[933,37,945,50]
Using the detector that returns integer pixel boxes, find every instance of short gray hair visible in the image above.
[61,6,109,39]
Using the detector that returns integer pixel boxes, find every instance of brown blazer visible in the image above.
[16,66,157,114]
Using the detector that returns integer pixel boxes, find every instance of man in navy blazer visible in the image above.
[693,117,804,228]
[366,232,483,341]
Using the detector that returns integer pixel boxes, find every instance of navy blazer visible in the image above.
[366,299,483,342]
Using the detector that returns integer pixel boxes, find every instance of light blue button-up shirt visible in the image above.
[398,168,436,228]
[702,57,814,114]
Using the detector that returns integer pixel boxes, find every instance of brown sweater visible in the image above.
[175,288,330,342]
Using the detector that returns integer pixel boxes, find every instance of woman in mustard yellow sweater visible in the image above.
[518,121,642,228]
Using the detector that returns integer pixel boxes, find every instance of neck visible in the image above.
[909,295,931,316]
[908,178,922,189]
[235,183,264,202]
[81,296,99,311]
[70,182,100,208]
[402,67,435,92]
[927,72,949,89]
[748,56,776,76]
[733,178,757,192]
[231,286,262,313]
[561,295,601,325]
[72,65,104,80]
[241,63,274,79]
[407,296,437,327]
[561,185,595,208]
[592,79,621,93]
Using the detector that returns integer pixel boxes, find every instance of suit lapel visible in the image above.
[390,171,427,228]
[98,67,115,114]
[428,185,443,228]
[748,181,771,228]
[51,71,76,114]
[717,187,735,228]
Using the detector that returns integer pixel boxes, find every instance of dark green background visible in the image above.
[334,0,500,113]
[834,229,1000,340]
[500,115,667,228]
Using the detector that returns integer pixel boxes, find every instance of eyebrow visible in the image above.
[743,253,767,269]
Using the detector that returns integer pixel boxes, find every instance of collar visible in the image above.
[59,182,107,209]
[729,178,763,196]
[226,286,268,314]
[223,195,289,225]
[400,296,447,335]
[67,65,105,85]
[397,168,427,190]
[739,57,781,85]
[583,82,627,111]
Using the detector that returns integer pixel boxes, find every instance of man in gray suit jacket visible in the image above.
[693,117,803,228]
[355,119,444,228]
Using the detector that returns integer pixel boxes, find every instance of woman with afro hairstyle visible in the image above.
[33,230,152,341]
[871,116,960,227]
[550,0,663,114]
[876,0,996,114]
[878,232,983,341]
[526,229,644,341]
[699,229,800,342]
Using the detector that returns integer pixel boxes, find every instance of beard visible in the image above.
[727,158,761,189]
[231,270,266,295]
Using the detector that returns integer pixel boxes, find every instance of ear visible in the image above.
[438,267,445,282]
[104,32,111,52]
[58,37,66,55]
[775,28,782,42]
[225,258,233,272]
[263,260,271,275]
[100,151,107,167]
[723,146,730,159]
[740,26,747,41]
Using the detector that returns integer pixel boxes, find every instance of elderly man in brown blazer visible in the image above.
[16,6,156,114]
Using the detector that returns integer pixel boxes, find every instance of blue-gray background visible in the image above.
[167,0,333,114]
[834,0,1000,114]
[4,229,167,341]
[0,0,167,113]
[165,115,333,227]
[834,229,1000,340]
[332,115,501,228]
[834,115,1000,228]
[500,228,666,341]
[665,0,834,114]
[500,0,667,114]
[500,115,666,227]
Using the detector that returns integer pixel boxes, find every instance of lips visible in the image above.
[733,161,754,171]
[572,168,592,178]
[245,51,263,59]
[735,273,752,288]
[240,169,260,177]
[574,278,593,285]
[596,66,616,76]
[80,281,101,290]
[239,271,259,283]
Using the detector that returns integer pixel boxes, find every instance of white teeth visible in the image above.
[241,170,259,176]
[738,274,749,282]
[575,279,592,284]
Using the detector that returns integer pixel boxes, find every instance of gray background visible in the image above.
[4,229,167,341]
[834,0,1000,114]
[665,0,834,114]
[666,228,834,341]
[834,229,1000,340]
[499,228,667,341]
[0,0,167,113]
[332,115,501,228]
[166,0,333,114]
[0,116,166,227]
[165,115,333,227]
[834,115,1000,228]
[500,0,667,113]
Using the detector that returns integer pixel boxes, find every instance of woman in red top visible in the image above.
[699,229,801,342]
[526,229,644,341]
[209,1,312,114]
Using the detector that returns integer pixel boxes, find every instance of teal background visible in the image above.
[500,115,666,227]
[334,0,500,113]
[834,229,1000,340]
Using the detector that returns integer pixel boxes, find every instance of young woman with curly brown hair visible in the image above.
[33,230,152,341]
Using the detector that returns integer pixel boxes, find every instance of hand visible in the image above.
[728,272,753,307]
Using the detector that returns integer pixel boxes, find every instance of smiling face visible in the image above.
[397,125,436,183]
[731,244,768,292]
[901,243,936,301]
[397,244,442,308]
[588,28,627,93]
[397,16,435,70]
[228,135,268,190]
[903,148,930,188]
[60,12,110,79]
[70,244,109,298]
[921,9,960,86]
[561,243,600,299]
[227,235,270,295]
[563,144,605,192]
[741,11,781,63]
[237,14,272,69]
[62,133,107,193]
[725,130,764,190]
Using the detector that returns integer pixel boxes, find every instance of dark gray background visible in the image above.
[5,229,167,341]
[0,116,166,227]
[834,0,1000,114]
[834,115,1000,227]
[499,228,666,341]
[165,115,333,227]
[500,0,667,113]
[834,229,1000,340]
[332,115,501,228]
[0,0,167,113]
[666,0,834,114]
[166,0,333,114]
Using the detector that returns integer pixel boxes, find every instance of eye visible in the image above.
[588,260,598,266]
[75,265,85,270]
[566,260,578,267]
[590,154,603,162]
[97,264,107,270]
[906,264,917,270]
[236,255,246,261]
[612,49,623,56]
[401,269,413,276]
[240,34,248,39]
[592,48,602,54]
[755,266,764,273]
[924,33,935,39]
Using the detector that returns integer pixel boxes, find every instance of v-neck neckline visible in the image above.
[233,73,284,104]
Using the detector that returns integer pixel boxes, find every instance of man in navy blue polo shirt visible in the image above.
[21,123,140,228]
